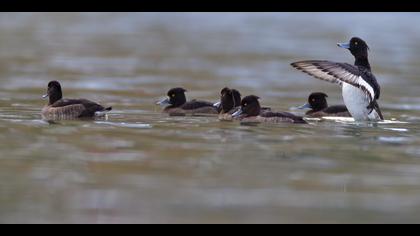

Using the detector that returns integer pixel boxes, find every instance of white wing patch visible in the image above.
[291,60,375,103]
[291,61,343,86]
[351,76,375,103]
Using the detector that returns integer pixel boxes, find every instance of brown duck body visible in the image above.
[42,99,112,120]
[306,105,352,118]
[218,108,239,121]
[159,88,218,116]
[219,106,272,121]
[298,93,352,118]
[164,100,218,116]
[233,95,307,124]
[240,111,307,124]
[42,81,112,120]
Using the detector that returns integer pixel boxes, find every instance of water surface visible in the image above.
[1,13,420,223]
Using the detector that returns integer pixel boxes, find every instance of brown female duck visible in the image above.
[42,81,112,120]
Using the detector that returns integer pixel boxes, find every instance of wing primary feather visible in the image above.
[291,60,375,103]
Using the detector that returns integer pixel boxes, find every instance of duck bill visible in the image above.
[297,103,312,110]
[337,42,350,49]
[232,109,243,118]
[156,98,171,106]
[42,94,49,99]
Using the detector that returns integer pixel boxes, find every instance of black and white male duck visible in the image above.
[298,92,351,118]
[157,87,218,116]
[232,95,307,124]
[42,81,112,120]
[291,37,384,121]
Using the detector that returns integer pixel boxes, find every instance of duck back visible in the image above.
[260,111,307,124]
[307,105,352,118]
[165,100,218,116]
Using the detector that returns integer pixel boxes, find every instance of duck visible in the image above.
[232,95,307,124]
[298,92,351,117]
[215,87,272,121]
[214,87,242,114]
[157,87,218,116]
[41,81,112,120]
[214,87,242,121]
[291,37,384,121]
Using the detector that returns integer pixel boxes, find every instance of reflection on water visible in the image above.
[1,13,420,223]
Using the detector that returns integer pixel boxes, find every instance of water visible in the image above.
[0,13,420,223]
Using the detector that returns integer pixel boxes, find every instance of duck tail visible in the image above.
[95,107,112,117]
[373,102,384,121]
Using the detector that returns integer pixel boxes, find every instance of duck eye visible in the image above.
[354,42,358,46]
[172,94,175,97]
[243,103,247,107]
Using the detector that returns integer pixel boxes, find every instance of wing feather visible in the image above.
[291,60,375,103]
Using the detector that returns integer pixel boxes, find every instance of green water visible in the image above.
[0,13,420,223]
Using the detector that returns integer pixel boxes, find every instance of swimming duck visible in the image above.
[214,87,242,121]
[214,87,242,114]
[298,92,351,117]
[215,87,272,121]
[232,95,307,124]
[42,81,112,120]
[291,37,384,121]
[157,87,218,116]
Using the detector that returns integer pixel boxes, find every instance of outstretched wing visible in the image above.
[291,60,376,103]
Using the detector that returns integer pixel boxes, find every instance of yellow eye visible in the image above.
[354,42,358,46]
